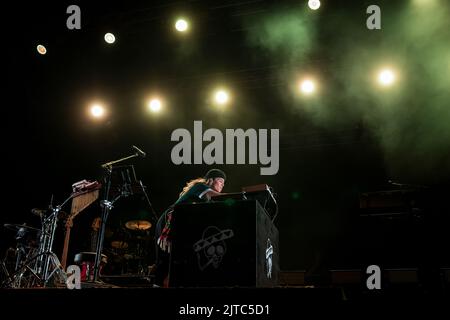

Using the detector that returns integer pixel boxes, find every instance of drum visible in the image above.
[74,252,108,281]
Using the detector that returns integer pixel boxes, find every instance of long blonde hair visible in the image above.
[179,177,210,197]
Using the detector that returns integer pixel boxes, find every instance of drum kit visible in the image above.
[104,219,153,276]
[1,148,158,288]
[1,203,69,288]
[1,210,154,288]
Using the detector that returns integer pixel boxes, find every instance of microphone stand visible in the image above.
[92,152,140,283]
[139,180,160,223]
[100,154,139,169]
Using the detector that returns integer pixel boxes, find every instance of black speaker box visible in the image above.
[168,200,279,287]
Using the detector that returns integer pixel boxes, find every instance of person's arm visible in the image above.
[206,189,225,198]
[209,191,246,200]
[198,188,221,198]
[196,183,230,200]
[198,187,227,200]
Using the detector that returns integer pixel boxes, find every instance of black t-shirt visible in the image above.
[174,183,212,205]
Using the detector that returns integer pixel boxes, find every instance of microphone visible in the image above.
[132,145,146,158]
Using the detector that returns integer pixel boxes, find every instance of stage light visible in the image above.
[104,33,116,44]
[148,98,162,113]
[90,104,105,118]
[175,19,189,32]
[214,90,230,105]
[378,69,396,86]
[308,0,321,10]
[299,79,316,95]
[36,44,47,55]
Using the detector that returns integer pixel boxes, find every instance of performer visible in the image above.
[153,168,227,287]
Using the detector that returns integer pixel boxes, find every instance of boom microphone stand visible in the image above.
[92,146,146,283]
[139,180,159,225]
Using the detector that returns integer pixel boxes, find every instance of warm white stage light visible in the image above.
[104,33,116,44]
[308,0,321,10]
[148,99,162,112]
[214,90,229,105]
[90,104,105,118]
[378,69,396,86]
[36,44,47,55]
[175,19,189,32]
[300,79,316,94]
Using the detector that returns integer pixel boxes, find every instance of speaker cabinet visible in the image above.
[169,200,279,287]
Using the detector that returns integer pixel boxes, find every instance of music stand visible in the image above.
[109,165,138,198]
[109,165,158,223]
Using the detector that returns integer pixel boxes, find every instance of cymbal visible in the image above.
[125,220,152,231]
[111,240,129,249]
[4,223,40,233]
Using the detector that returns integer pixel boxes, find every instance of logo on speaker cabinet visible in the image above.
[193,226,234,271]
[266,238,273,279]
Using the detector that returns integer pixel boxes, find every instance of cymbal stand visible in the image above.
[2,196,72,288]
[26,195,72,287]
[14,227,29,274]
[0,237,35,288]
[0,248,13,287]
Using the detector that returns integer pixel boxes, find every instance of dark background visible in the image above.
[2,0,449,277]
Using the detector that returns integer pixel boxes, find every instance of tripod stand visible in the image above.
[4,197,72,288]
[7,251,65,288]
